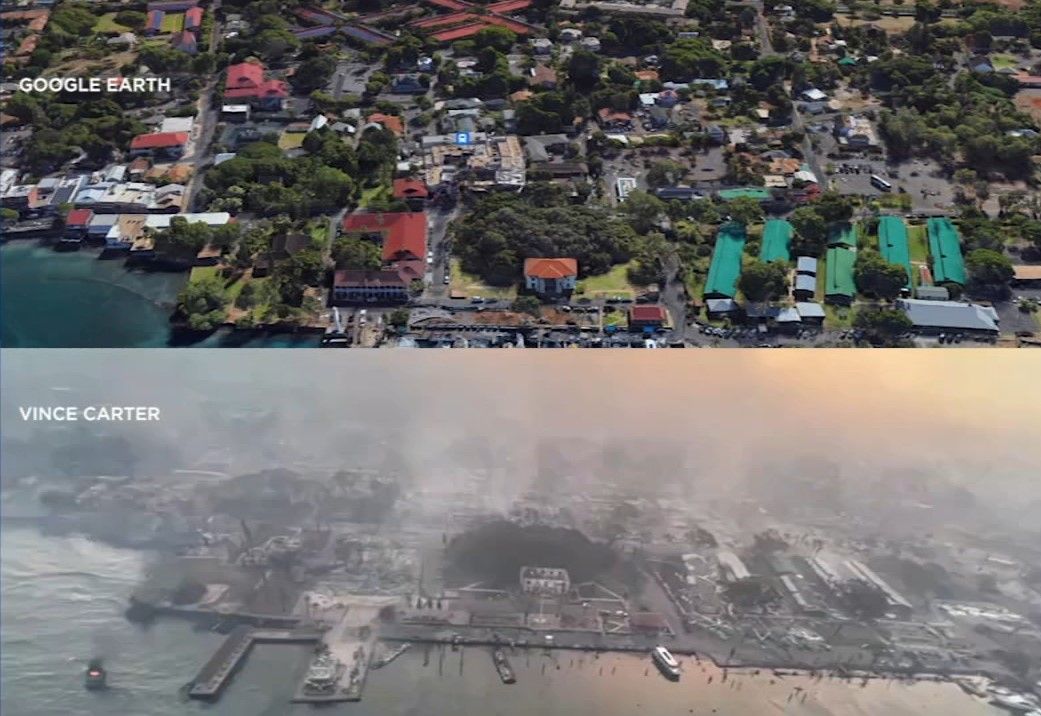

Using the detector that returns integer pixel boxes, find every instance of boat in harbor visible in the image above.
[492,650,516,684]
[302,653,345,695]
[372,643,411,669]
[651,646,681,681]
[84,659,107,690]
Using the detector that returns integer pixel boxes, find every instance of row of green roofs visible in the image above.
[704,216,965,300]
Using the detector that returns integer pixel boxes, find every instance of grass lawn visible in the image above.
[188,265,219,283]
[278,132,306,151]
[907,223,929,264]
[160,12,184,33]
[991,54,1019,70]
[602,308,627,327]
[824,303,853,330]
[449,258,517,300]
[359,184,390,208]
[93,13,130,34]
[577,262,635,297]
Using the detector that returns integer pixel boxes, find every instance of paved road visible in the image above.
[753,2,825,184]
[423,205,460,299]
[184,0,222,210]
[661,253,688,342]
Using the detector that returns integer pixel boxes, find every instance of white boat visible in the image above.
[651,646,681,680]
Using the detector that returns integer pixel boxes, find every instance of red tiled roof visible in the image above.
[524,257,577,279]
[366,113,404,136]
[598,108,632,122]
[184,6,203,25]
[130,131,189,150]
[392,178,428,199]
[392,258,426,283]
[224,62,288,99]
[227,62,263,88]
[65,208,93,226]
[629,305,667,322]
[342,212,428,263]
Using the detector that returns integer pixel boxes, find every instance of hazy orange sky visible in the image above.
[2,350,1038,508]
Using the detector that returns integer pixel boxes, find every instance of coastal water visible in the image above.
[0,243,183,348]
[0,243,321,348]
[1,525,1010,716]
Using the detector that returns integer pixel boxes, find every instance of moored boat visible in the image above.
[651,645,681,680]
[85,659,107,690]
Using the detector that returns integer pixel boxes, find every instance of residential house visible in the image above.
[530,37,553,55]
[128,131,189,159]
[969,56,994,74]
[580,36,600,52]
[365,112,404,137]
[799,87,827,102]
[628,304,667,331]
[597,108,633,131]
[529,64,558,90]
[523,257,577,297]
[390,75,426,94]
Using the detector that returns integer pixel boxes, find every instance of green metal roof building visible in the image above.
[824,247,856,304]
[926,217,966,286]
[827,222,857,248]
[718,187,772,202]
[760,219,792,263]
[704,222,747,299]
[877,216,912,288]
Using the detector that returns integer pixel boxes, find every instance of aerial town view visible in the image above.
[1,351,1040,715]
[3,0,1041,347]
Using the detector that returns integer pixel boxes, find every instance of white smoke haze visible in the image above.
[2,350,1039,533]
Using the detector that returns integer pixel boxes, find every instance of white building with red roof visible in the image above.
[524,257,577,296]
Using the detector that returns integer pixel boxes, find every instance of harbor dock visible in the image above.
[188,627,322,700]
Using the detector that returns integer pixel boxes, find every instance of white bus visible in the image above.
[870,174,892,192]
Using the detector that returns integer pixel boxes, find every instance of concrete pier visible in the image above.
[188,627,322,700]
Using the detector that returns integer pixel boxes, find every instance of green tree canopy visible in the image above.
[178,276,228,330]
[738,259,789,302]
[854,249,907,300]
[966,248,1014,288]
